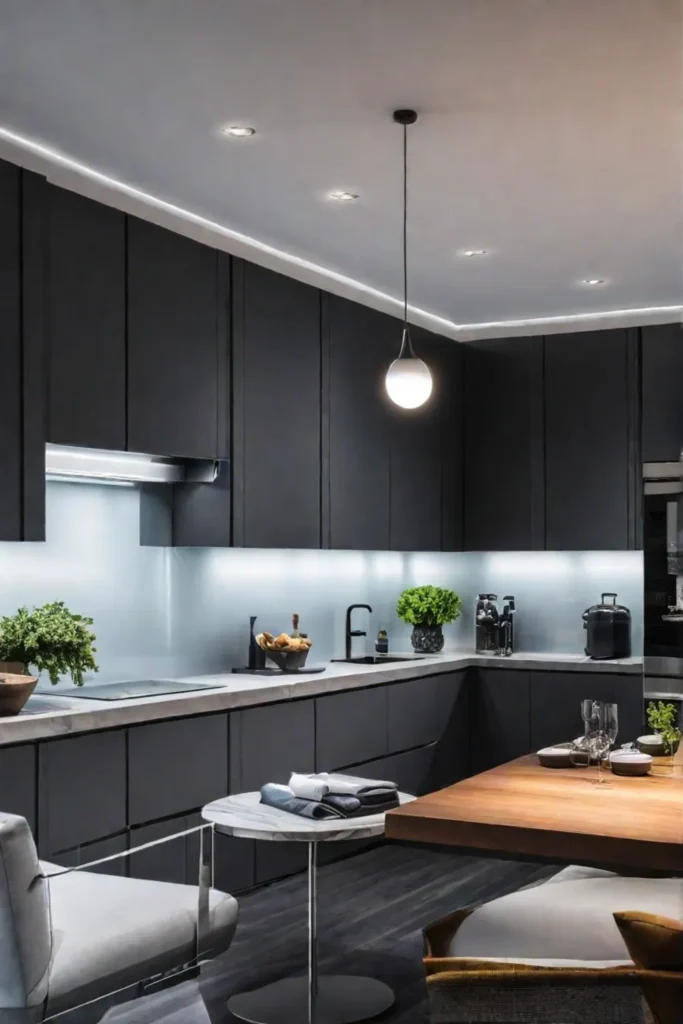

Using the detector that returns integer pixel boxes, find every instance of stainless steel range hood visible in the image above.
[45,444,219,485]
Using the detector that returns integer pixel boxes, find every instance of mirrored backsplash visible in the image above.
[0,482,644,685]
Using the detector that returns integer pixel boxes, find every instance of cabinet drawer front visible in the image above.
[235,700,315,793]
[129,816,189,885]
[0,744,36,833]
[316,687,388,770]
[387,677,440,752]
[39,731,126,854]
[128,714,228,824]
[52,833,127,877]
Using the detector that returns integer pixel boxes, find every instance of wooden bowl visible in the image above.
[0,674,39,716]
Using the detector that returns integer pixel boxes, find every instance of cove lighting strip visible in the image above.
[1,126,681,338]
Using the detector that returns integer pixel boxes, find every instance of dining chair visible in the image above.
[0,813,238,1023]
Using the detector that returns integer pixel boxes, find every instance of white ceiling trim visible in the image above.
[1,126,680,343]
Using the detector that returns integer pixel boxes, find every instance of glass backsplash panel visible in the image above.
[0,482,643,685]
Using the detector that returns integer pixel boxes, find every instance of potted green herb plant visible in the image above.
[0,602,98,714]
[640,701,681,757]
[396,585,462,653]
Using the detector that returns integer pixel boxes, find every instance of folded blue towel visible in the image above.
[260,783,342,820]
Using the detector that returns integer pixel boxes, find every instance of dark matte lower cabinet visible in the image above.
[642,323,683,463]
[433,671,470,788]
[387,676,441,752]
[234,700,316,793]
[0,744,36,833]
[316,686,388,770]
[232,262,322,548]
[544,329,638,550]
[529,672,616,751]
[472,669,531,774]
[47,185,126,450]
[53,833,127,877]
[127,714,229,825]
[127,216,229,460]
[129,816,191,885]
[38,731,126,856]
[464,337,544,550]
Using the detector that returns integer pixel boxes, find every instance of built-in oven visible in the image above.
[644,461,683,689]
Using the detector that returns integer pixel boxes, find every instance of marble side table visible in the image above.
[202,790,414,1024]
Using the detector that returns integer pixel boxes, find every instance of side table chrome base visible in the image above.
[228,975,395,1024]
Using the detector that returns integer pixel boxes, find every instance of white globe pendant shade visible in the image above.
[385,356,433,409]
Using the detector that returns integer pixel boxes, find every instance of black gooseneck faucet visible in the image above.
[345,604,372,660]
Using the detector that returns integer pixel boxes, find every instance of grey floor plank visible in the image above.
[93,842,557,1024]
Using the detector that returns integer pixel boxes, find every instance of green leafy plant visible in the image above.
[396,585,462,628]
[0,602,99,686]
[646,700,682,755]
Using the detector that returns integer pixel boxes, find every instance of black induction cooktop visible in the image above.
[34,679,224,701]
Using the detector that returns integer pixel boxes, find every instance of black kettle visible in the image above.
[582,593,631,660]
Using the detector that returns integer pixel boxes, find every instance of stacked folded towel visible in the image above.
[259,772,400,821]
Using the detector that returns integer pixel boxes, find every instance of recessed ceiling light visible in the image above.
[327,190,359,202]
[580,278,607,286]
[460,248,488,257]
[219,125,256,138]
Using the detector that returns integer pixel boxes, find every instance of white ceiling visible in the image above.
[1,0,682,337]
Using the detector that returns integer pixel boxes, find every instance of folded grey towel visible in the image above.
[322,791,400,817]
[307,772,398,796]
[260,783,342,820]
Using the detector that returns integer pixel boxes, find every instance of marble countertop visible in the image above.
[0,650,643,746]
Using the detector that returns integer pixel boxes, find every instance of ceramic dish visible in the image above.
[610,750,652,777]
[537,744,573,768]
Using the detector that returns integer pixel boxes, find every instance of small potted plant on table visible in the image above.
[396,585,462,654]
[639,701,682,759]
[0,601,99,714]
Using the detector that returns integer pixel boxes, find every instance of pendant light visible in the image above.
[385,109,433,410]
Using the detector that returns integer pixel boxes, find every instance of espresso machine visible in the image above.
[475,594,515,656]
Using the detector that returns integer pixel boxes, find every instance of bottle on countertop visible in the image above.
[375,629,389,654]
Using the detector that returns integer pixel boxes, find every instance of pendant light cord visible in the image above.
[402,120,408,331]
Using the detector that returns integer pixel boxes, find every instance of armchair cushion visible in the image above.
[42,861,238,1017]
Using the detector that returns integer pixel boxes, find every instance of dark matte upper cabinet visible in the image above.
[127,217,229,459]
[47,186,126,450]
[0,160,46,542]
[389,329,463,551]
[232,261,321,548]
[464,337,544,550]
[641,323,683,463]
[326,296,395,549]
[544,329,640,550]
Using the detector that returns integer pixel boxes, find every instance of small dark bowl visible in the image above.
[264,648,310,672]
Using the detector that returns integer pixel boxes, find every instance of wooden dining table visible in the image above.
[385,754,683,873]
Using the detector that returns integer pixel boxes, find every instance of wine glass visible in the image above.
[588,728,612,785]
[604,703,618,749]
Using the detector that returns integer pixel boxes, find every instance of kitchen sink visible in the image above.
[331,655,427,665]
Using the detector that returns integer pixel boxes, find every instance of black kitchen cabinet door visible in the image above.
[128,816,190,885]
[544,329,639,550]
[53,833,127,877]
[127,714,229,825]
[642,323,683,462]
[232,261,321,548]
[326,296,396,549]
[127,217,229,459]
[0,745,37,833]
[529,671,616,751]
[472,669,530,774]
[38,731,126,856]
[316,685,388,770]
[530,670,643,751]
[0,161,46,541]
[433,670,471,787]
[387,676,441,752]
[388,330,463,551]
[464,337,544,550]
[47,186,126,449]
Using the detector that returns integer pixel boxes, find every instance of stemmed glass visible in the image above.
[591,703,618,785]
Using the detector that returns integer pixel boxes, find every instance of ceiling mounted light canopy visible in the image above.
[385,109,433,410]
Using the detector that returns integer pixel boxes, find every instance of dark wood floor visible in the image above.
[103,843,558,1023]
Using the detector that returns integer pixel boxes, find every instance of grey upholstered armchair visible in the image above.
[0,813,238,1023]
